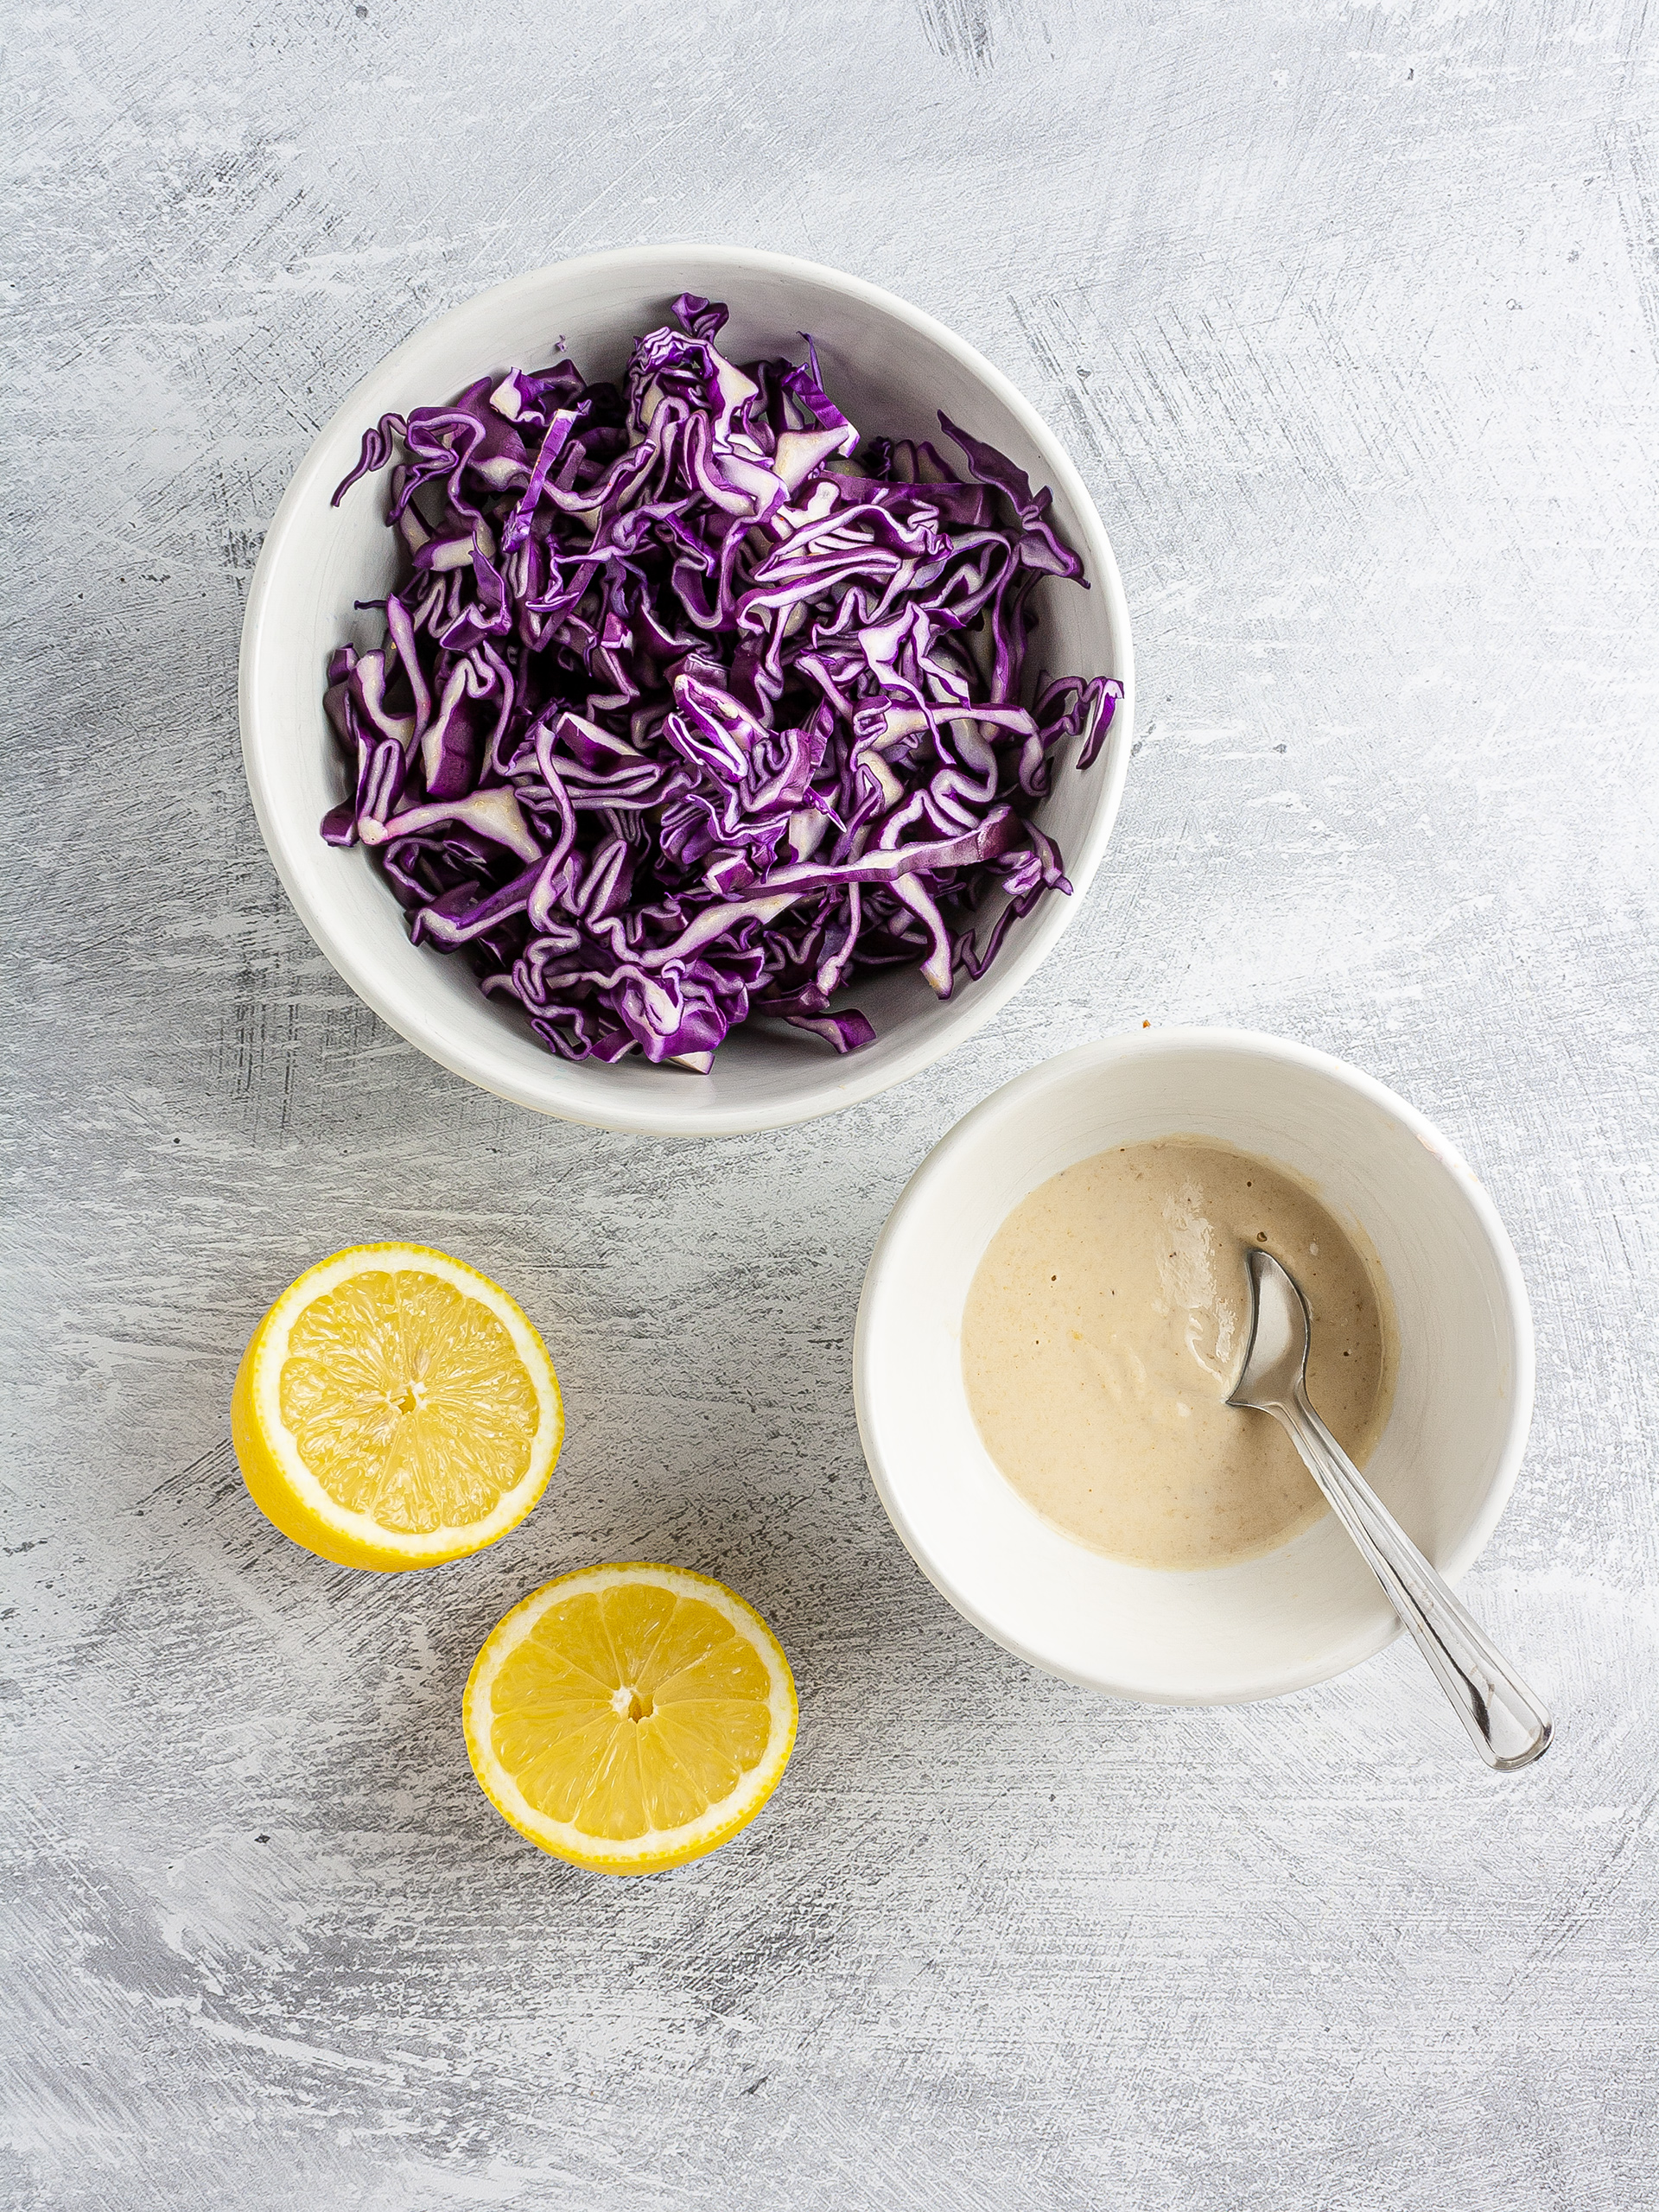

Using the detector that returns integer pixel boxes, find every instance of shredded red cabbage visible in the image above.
[322,294,1120,1069]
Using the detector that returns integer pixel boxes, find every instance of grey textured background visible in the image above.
[5,1,1658,2207]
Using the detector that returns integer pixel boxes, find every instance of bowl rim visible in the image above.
[852,1025,1538,1705]
[238,243,1136,1137]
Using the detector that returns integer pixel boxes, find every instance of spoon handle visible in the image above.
[1270,1388,1552,1770]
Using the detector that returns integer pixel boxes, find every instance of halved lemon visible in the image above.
[464,1564,797,1874]
[231,1243,563,1572]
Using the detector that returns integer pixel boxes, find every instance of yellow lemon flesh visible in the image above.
[232,1244,562,1572]
[464,1565,797,1874]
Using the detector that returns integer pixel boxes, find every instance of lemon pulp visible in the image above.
[281,1270,539,1532]
[465,1565,796,1872]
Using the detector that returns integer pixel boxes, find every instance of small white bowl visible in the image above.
[854,1029,1535,1706]
[239,245,1134,1137]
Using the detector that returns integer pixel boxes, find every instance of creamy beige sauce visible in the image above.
[961,1138,1395,1570]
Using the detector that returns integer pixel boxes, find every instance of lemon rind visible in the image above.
[245,1243,563,1562]
[463,1563,798,1874]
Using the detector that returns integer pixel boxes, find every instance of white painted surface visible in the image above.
[5,3,1656,2207]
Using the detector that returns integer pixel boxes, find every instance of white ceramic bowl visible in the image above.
[855,1029,1535,1705]
[239,246,1134,1136]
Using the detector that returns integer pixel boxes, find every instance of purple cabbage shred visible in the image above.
[322,292,1121,1069]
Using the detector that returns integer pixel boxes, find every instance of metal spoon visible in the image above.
[1229,1248,1552,1770]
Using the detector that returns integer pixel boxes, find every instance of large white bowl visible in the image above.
[238,246,1134,1136]
[854,1029,1535,1705]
